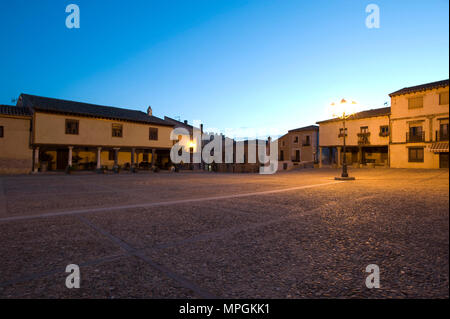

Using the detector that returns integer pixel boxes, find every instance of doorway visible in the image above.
[439,153,449,168]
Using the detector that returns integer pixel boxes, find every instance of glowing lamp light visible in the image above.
[330,98,360,119]
[329,98,359,180]
[185,140,197,151]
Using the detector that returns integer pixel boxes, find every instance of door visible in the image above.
[57,149,69,170]
[280,150,284,161]
[439,153,449,168]
[295,150,300,162]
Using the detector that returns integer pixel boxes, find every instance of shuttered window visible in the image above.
[439,91,449,105]
[149,127,158,140]
[65,119,79,135]
[112,124,123,137]
[408,96,423,109]
[408,147,424,162]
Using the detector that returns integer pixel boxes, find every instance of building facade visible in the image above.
[0,106,33,174]
[0,94,175,174]
[317,108,390,168]
[316,79,449,169]
[389,79,449,169]
[278,125,319,170]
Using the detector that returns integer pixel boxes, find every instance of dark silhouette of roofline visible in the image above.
[316,107,391,124]
[288,125,319,133]
[389,79,449,97]
[18,94,174,126]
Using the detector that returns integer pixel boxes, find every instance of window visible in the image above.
[0,126,3,138]
[439,122,449,141]
[409,125,423,136]
[112,124,123,137]
[408,147,424,162]
[408,96,423,109]
[108,150,115,161]
[339,128,347,137]
[293,136,299,143]
[379,125,389,137]
[303,135,311,146]
[65,119,79,135]
[360,126,369,133]
[149,127,158,140]
[439,91,449,105]
[407,125,424,142]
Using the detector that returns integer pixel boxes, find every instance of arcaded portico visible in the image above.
[317,107,391,168]
[1,94,175,174]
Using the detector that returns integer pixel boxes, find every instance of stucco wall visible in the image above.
[319,116,389,147]
[0,116,32,174]
[389,144,440,169]
[389,86,448,169]
[33,112,174,149]
[278,130,318,162]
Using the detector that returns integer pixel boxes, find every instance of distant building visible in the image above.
[277,125,319,170]
[0,94,174,174]
[164,116,204,170]
[389,79,449,168]
[316,108,390,168]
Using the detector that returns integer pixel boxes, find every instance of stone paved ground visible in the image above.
[0,168,448,298]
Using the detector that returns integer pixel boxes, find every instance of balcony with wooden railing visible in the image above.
[406,131,425,143]
[357,132,370,145]
[436,130,449,141]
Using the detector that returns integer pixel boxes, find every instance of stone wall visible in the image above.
[0,158,32,175]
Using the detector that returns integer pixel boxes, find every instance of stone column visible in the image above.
[113,148,120,172]
[33,146,39,173]
[319,147,322,168]
[135,150,140,168]
[151,149,156,167]
[96,147,102,170]
[68,146,73,167]
[131,148,136,172]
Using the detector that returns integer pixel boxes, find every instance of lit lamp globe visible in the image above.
[330,98,359,180]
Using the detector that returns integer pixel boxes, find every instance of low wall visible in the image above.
[0,158,32,175]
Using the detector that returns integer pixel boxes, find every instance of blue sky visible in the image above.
[0,0,448,138]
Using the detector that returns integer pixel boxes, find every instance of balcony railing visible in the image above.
[436,130,449,141]
[357,132,370,145]
[406,131,425,143]
[302,142,311,146]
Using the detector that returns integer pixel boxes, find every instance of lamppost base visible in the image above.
[335,176,355,181]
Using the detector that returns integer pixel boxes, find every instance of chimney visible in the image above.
[147,106,152,116]
[184,120,188,125]
[200,124,204,133]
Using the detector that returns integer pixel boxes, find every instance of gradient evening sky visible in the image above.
[0,0,448,138]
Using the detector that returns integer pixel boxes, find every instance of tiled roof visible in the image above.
[316,107,391,124]
[19,94,173,126]
[288,125,319,133]
[164,116,195,131]
[0,105,32,117]
[389,79,449,97]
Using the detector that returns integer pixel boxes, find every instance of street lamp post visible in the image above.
[332,98,356,181]
[341,115,348,178]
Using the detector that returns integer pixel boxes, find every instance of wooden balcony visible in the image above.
[406,132,425,143]
[436,130,449,141]
[357,132,370,145]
